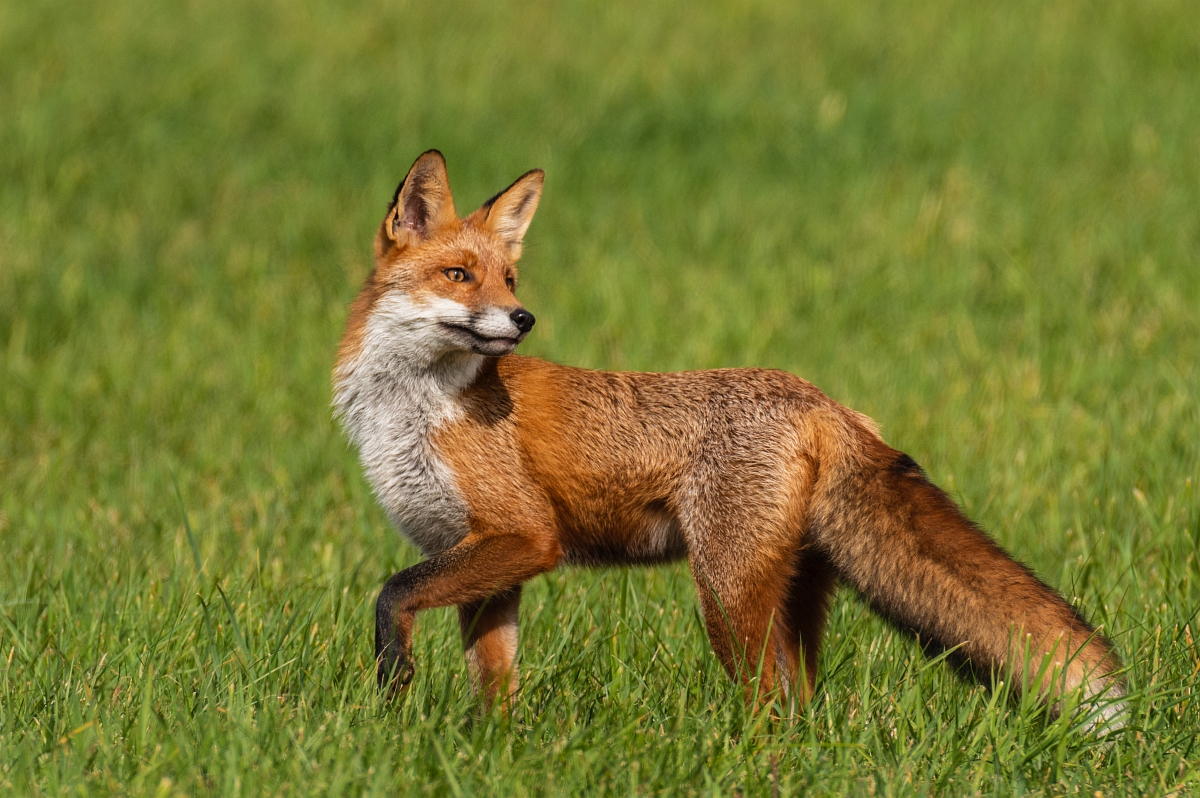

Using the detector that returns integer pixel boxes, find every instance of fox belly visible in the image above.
[557,500,689,567]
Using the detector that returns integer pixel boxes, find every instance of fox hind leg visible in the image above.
[784,546,838,702]
[688,542,802,707]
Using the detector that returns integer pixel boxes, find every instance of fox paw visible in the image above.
[378,658,415,700]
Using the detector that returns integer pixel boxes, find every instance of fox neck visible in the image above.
[333,291,482,554]
[333,291,486,422]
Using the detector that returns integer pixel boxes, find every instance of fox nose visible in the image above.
[510,308,535,334]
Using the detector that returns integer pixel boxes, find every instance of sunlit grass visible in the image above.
[2,0,1198,794]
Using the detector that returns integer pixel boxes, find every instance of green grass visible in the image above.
[2,0,1199,793]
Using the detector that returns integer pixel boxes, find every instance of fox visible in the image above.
[333,150,1127,728]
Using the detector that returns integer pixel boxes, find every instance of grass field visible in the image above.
[3,0,1199,794]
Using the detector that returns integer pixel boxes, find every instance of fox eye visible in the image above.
[444,268,467,283]
[505,276,516,291]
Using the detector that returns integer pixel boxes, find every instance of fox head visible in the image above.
[338,151,544,371]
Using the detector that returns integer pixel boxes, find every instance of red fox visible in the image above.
[334,150,1126,727]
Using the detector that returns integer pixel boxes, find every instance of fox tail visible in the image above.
[812,426,1127,730]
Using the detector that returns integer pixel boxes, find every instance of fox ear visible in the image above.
[382,150,457,248]
[478,169,544,258]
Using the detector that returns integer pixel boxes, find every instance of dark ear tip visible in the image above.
[417,149,447,167]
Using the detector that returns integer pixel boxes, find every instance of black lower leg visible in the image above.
[375,573,415,696]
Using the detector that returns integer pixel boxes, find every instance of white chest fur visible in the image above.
[333,293,482,555]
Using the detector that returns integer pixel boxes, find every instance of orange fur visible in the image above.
[334,152,1126,726]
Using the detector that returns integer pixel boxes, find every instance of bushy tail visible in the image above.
[812,438,1126,729]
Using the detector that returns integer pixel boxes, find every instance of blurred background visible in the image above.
[2,0,1197,792]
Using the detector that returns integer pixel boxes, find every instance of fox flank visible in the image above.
[333,151,1127,728]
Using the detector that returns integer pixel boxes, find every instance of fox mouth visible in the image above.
[440,322,522,355]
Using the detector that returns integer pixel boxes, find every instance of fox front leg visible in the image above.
[374,532,560,700]
[375,590,417,698]
[458,585,523,709]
